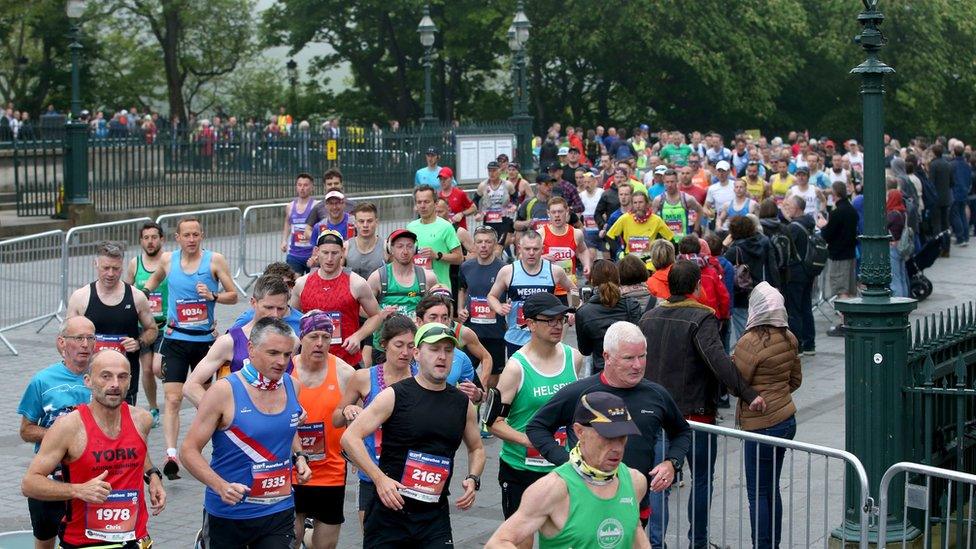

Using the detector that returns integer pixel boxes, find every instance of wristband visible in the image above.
[292,451,309,465]
[144,467,163,485]
[436,251,444,261]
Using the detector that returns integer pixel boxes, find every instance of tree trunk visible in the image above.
[162,6,186,122]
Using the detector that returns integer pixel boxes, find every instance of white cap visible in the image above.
[557,146,570,155]
[324,190,345,201]
[715,160,731,171]
[653,165,668,175]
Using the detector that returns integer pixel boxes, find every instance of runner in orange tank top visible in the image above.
[291,230,386,367]
[290,311,356,548]
[22,350,166,549]
[539,197,592,302]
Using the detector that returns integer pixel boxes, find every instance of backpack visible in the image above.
[767,224,794,275]
[791,221,828,276]
[379,264,427,300]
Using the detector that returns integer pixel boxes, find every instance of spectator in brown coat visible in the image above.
[732,280,802,549]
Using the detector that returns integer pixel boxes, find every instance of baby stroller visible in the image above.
[906,230,950,301]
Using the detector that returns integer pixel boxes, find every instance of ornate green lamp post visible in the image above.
[417,5,437,126]
[508,0,532,175]
[833,0,920,543]
[63,0,92,220]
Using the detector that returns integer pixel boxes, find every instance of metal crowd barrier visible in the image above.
[241,203,289,281]
[657,421,871,549]
[877,462,976,549]
[0,230,64,355]
[62,218,153,309]
[155,207,246,295]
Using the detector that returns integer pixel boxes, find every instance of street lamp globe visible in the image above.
[417,7,437,48]
[66,0,87,19]
[286,59,298,81]
[507,24,519,53]
[512,4,530,47]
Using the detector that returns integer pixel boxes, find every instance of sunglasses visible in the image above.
[419,325,455,342]
[474,226,498,238]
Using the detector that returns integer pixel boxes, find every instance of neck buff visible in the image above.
[568,443,617,485]
[631,208,650,224]
[240,361,280,391]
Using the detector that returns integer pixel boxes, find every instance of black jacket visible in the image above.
[574,294,642,373]
[594,185,620,229]
[929,156,953,207]
[786,213,816,281]
[639,297,759,417]
[820,198,859,260]
[526,375,692,482]
[724,233,780,307]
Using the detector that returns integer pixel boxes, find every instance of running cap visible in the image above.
[523,292,574,319]
[795,166,810,175]
[557,146,570,156]
[387,228,417,245]
[438,166,454,179]
[426,147,439,155]
[653,165,668,175]
[324,190,345,201]
[414,322,459,347]
[574,392,641,438]
[715,160,731,171]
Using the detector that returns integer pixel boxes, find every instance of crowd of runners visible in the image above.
[16,124,976,548]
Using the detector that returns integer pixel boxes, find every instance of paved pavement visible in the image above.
[0,235,972,548]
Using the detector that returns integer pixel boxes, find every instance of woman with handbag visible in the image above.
[886,183,911,298]
[723,216,780,346]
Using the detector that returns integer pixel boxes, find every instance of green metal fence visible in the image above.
[903,301,976,541]
[6,121,516,215]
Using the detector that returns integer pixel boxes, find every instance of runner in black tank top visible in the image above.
[340,322,485,548]
[84,282,142,404]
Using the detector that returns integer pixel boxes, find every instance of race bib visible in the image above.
[292,223,311,248]
[515,302,527,327]
[247,459,292,505]
[175,298,209,327]
[525,427,567,467]
[583,215,598,231]
[485,209,503,223]
[665,219,683,234]
[85,490,138,542]
[549,246,575,274]
[413,255,432,270]
[530,218,549,231]
[94,334,127,355]
[326,312,342,345]
[399,450,451,503]
[373,427,383,461]
[628,236,650,255]
[470,298,495,325]
[298,422,326,461]
[148,292,163,315]
[346,224,356,240]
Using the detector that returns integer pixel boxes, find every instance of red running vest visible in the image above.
[62,404,149,546]
[299,270,363,365]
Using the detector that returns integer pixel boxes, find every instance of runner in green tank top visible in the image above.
[123,221,168,427]
[366,230,439,348]
[486,392,649,549]
[486,293,581,524]
[653,170,705,242]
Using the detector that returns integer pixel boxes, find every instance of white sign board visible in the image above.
[455,133,516,184]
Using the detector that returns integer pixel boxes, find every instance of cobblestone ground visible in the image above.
[0,240,971,547]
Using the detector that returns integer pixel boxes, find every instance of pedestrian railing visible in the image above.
[240,203,289,281]
[877,462,976,548]
[0,230,64,354]
[660,421,872,549]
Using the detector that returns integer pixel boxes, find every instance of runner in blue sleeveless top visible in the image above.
[488,231,573,357]
[184,275,294,408]
[281,173,318,275]
[182,317,310,548]
[142,217,239,480]
[333,315,418,527]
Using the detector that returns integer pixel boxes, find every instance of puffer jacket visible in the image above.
[647,265,671,299]
[732,327,802,431]
[640,297,759,417]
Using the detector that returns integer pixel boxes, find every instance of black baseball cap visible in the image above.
[487,161,500,170]
[426,147,439,155]
[574,392,641,438]
[536,174,554,184]
[522,292,573,319]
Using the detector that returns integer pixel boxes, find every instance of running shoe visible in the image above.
[163,457,181,480]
